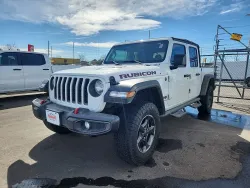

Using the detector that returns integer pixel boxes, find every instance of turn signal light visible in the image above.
[126,91,136,98]
[109,91,136,98]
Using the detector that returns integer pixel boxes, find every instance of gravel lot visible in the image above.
[0,94,249,188]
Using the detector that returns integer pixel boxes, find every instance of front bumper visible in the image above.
[32,99,120,136]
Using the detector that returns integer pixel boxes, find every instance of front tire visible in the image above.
[43,121,71,134]
[114,102,161,165]
[198,85,214,115]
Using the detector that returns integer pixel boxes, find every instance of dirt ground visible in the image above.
[0,94,250,188]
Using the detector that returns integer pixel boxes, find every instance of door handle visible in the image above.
[184,74,191,78]
[196,73,201,76]
[43,68,50,70]
[13,68,22,71]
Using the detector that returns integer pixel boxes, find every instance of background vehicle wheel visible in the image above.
[198,85,214,115]
[43,121,71,134]
[245,77,250,87]
[114,102,161,165]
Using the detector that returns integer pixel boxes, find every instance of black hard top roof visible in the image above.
[172,37,200,48]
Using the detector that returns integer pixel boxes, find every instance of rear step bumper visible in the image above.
[32,98,120,136]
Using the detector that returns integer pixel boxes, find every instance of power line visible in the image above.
[223,24,250,28]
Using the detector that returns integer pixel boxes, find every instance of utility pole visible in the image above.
[149,30,151,39]
[73,42,75,64]
[48,41,50,57]
[51,46,52,58]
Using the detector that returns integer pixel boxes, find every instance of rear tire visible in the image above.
[246,77,250,87]
[43,121,71,134]
[114,102,161,165]
[198,85,214,115]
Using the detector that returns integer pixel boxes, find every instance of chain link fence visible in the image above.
[215,51,250,96]
[204,25,250,113]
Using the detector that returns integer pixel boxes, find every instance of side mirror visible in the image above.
[171,54,185,70]
[170,64,178,70]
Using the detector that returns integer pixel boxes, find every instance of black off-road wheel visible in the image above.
[43,121,71,134]
[114,102,161,165]
[198,85,214,115]
[245,77,250,88]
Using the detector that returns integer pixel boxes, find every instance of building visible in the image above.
[51,58,80,65]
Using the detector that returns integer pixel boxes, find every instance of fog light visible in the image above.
[85,122,90,130]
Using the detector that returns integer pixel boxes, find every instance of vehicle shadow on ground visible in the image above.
[6,116,185,187]
[0,94,46,110]
[6,133,131,187]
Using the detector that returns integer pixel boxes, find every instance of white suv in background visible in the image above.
[0,51,51,93]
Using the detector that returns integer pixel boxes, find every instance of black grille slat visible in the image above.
[67,77,72,102]
[84,79,90,104]
[77,78,83,104]
[62,77,67,101]
[72,78,77,103]
[58,77,63,100]
[54,77,58,99]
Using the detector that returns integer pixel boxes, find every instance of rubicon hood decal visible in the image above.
[119,71,157,79]
[53,64,161,82]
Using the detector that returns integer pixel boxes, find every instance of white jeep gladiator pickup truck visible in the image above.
[32,37,215,165]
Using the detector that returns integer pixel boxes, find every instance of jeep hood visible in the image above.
[53,64,162,82]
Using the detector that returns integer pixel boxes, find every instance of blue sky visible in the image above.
[0,0,249,60]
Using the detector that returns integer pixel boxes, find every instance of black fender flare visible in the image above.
[104,80,165,113]
[200,74,215,96]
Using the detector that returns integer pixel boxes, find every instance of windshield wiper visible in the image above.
[112,61,120,65]
[133,60,142,64]
[122,60,143,64]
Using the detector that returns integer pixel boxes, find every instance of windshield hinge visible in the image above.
[164,94,170,100]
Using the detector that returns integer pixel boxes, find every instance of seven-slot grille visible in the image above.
[51,76,90,105]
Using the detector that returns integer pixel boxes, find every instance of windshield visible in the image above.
[104,40,169,64]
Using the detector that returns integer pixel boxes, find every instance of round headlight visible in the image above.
[89,79,104,97]
[94,80,104,95]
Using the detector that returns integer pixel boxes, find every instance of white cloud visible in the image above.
[61,41,117,48]
[220,8,239,14]
[220,1,244,15]
[0,0,218,36]
[18,48,63,54]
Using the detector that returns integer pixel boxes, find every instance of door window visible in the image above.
[0,53,19,66]
[21,53,45,66]
[170,44,186,67]
[189,47,198,67]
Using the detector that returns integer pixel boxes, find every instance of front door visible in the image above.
[0,52,25,93]
[166,43,190,109]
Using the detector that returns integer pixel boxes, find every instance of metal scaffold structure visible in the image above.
[213,25,250,103]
